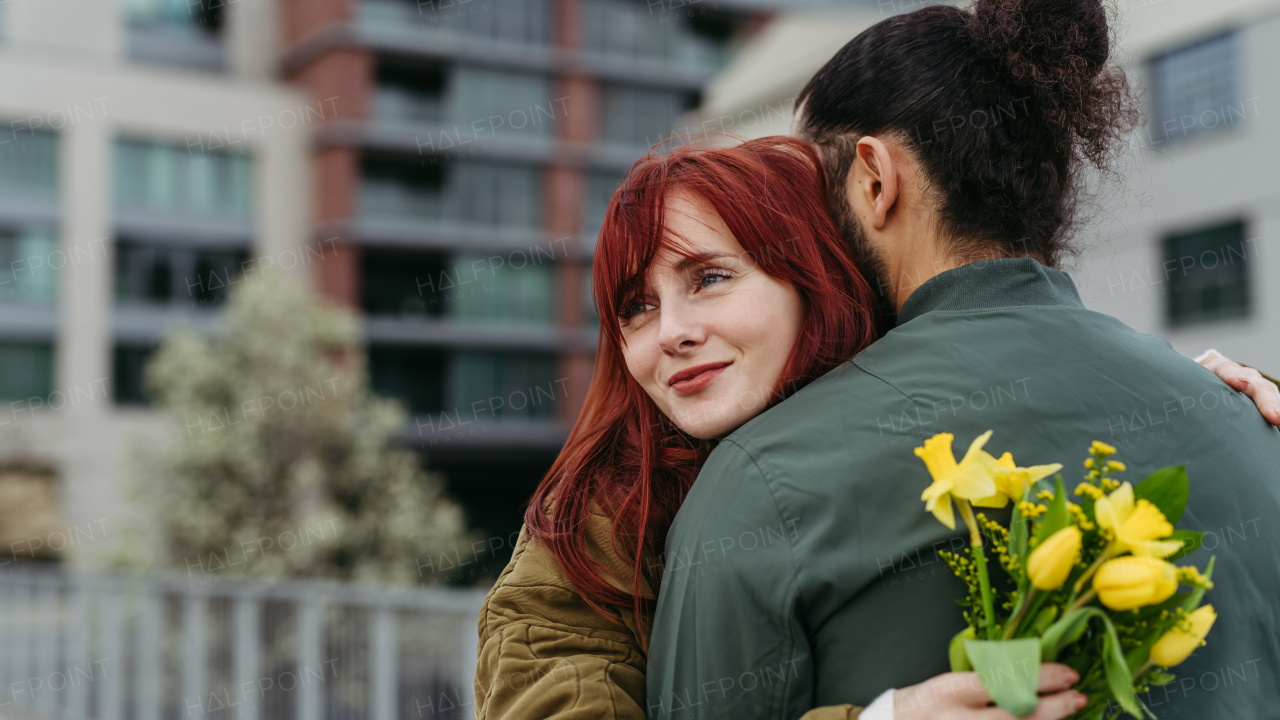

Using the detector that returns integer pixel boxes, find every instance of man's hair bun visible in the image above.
[968,0,1126,166]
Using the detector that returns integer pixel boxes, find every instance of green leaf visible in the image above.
[950,626,975,672]
[1103,618,1141,717]
[1147,670,1176,686]
[1135,465,1189,524]
[1040,607,1098,662]
[1010,488,1030,587]
[1029,605,1057,635]
[964,638,1042,718]
[1034,476,1070,544]
[1167,530,1204,562]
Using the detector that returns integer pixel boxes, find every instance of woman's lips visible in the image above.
[669,362,731,396]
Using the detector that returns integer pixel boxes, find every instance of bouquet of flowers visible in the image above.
[915,433,1216,719]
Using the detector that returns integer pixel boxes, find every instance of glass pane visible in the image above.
[369,345,446,414]
[375,60,446,126]
[0,225,59,305]
[112,344,156,405]
[449,352,557,420]
[360,248,447,317]
[600,84,692,149]
[0,342,54,401]
[359,155,444,220]
[114,138,253,217]
[450,67,552,138]
[1163,221,1250,326]
[451,251,555,326]
[1150,32,1240,142]
[0,129,58,194]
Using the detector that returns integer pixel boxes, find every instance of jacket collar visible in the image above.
[896,257,1084,326]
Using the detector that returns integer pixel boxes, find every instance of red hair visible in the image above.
[525,136,878,644]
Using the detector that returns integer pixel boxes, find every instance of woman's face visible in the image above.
[618,189,804,440]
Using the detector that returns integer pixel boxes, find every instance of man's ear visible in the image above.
[853,137,899,230]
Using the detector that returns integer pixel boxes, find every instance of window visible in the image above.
[368,345,446,415]
[375,58,446,126]
[451,67,553,138]
[452,251,555,326]
[1164,221,1250,327]
[358,0,551,46]
[361,248,556,325]
[451,352,558,420]
[1149,32,1241,144]
[0,129,57,194]
[113,344,157,405]
[360,156,540,230]
[600,84,694,149]
[0,226,59,305]
[0,342,54,401]
[583,170,625,239]
[361,248,448,317]
[125,0,225,70]
[582,0,737,70]
[115,240,249,308]
[448,162,540,229]
[115,138,253,217]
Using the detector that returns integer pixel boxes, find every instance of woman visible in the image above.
[472,135,1277,720]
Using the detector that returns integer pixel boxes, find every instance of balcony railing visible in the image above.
[0,567,486,720]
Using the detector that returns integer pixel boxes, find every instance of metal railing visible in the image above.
[0,567,487,720]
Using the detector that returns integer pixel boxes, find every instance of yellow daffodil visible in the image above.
[1094,482,1182,558]
[916,431,999,530]
[1027,526,1082,590]
[972,452,1063,508]
[1150,605,1217,667]
[1093,556,1179,611]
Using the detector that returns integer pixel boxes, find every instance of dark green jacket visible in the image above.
[646,258,1280,719]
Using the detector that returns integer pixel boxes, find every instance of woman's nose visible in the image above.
[657,303,704,355]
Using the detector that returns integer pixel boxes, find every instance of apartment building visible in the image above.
[0,0,759,566]
[277,0,757,544]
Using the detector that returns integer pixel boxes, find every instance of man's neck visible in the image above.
[888,242,1017,312]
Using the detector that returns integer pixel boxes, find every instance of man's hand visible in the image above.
[892,663,1086,720]
[1198,350,1280,427]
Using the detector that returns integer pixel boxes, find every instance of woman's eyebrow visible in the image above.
[673,252,733,272]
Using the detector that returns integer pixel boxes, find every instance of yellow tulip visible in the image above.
[1093,556,1178,611]
[1027,526,1082,590]
[972,452,1063,508]
[1094,482,1183,558]
[1150,605,1217,667]
[915,432,999,530]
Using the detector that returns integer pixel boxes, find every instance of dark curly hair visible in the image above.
[795,0,1140,269]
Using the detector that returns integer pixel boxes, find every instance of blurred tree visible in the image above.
[133,273,472,584]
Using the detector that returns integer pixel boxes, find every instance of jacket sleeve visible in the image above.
[474,530,647,720]
[646,439,820,720]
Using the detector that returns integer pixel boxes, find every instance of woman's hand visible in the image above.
[1197,350,1280,427]
[892,663,1086,720]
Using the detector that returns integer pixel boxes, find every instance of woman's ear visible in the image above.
[854,137,900,230]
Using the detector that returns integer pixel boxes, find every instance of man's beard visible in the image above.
[828,190,896,332]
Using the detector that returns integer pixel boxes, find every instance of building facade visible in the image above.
[0,0,757,567]
[276,0,756,548]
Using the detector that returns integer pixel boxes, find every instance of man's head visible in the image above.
[793,0,1139,311]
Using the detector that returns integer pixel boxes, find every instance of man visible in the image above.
[645,4,1280,719]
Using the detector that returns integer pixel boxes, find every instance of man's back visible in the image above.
[646,259,1280,719]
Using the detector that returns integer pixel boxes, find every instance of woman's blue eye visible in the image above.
[697,271,730,288]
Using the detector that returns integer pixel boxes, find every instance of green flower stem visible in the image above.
[1002,588,1037,640]
[1066,588,1098,614]
[958,500,997,638]
[1068,543,1113,604]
